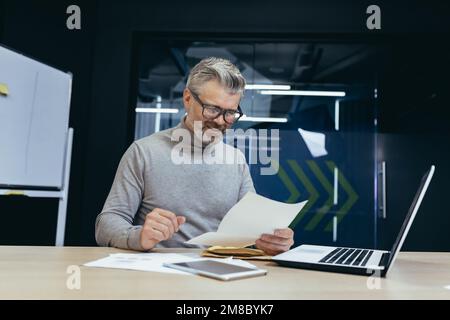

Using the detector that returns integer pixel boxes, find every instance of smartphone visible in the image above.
[163,259,267,281]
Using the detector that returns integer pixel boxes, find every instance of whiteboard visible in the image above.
[0,45,72,189]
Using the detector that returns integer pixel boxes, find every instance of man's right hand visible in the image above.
[139,208,186,250]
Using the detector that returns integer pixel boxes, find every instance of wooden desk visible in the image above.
[0,246,449,299]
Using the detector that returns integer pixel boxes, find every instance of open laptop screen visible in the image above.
[384,165,435,273]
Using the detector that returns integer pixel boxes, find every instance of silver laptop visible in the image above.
[273,165,435,277]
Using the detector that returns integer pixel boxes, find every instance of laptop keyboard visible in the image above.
[319,248,374,267]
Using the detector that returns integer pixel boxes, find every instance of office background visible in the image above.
[0,0,449,251]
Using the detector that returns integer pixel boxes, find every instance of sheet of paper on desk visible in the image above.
[83,253,257,275]
[83,253,192,274]
[186,192,307,247]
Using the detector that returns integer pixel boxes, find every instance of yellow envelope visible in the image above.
[202,246,272,260]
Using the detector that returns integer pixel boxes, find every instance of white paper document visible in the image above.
[83,253,257,275]
[186,192,308,247]
[298,128,328,157]
[83,253,192,274]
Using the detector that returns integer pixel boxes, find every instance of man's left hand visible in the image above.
[255,228,294,256]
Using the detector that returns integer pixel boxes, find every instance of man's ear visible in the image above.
[183,88,191,113]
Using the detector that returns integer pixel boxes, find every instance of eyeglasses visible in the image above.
[190,90,243,124]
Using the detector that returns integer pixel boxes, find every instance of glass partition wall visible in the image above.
[132,37,380,249]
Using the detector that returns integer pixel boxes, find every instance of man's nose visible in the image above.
[214,115,226,126]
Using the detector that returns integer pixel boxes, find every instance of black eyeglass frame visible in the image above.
[189,89,244,124]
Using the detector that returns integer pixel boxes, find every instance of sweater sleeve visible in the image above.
[238,150,256,200]
[95,142,146,251]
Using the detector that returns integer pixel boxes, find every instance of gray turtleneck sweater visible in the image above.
[95,118,255,251]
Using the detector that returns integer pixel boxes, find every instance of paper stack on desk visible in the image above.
[83,253,192,274]
[186,192,307,248]
[83,252,257,275]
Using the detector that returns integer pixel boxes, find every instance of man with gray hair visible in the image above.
[95,57,294,255]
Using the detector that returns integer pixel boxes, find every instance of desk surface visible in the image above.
[0,246,449,299]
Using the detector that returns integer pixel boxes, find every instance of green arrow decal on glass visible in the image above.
[304,161,334,231]
[287,160,319,228]
[324,161,359,232]
[273,160,301,203]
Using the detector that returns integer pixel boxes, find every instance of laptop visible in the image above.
[273,165,435,277]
